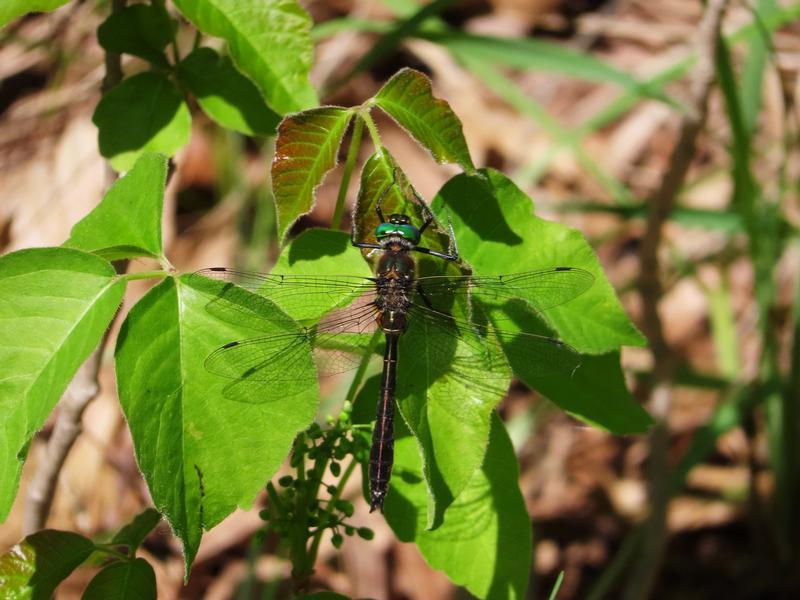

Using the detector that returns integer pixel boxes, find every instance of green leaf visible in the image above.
[115,275,318,574]
[64,153,167,261]
[82,558,156,600]
[97,4,175,68]
[93,73,191,172]
[353,151,454,265]
[386,413,531,600]
[0,248,126,522]
[0,530,95,599]
[0,0,71,28]
[111,509,162,552]
[272,107,353,242]
[431,170,653,434]
[396,314,509,528]
[268,229,372,322]
[373,68,474,171]
[433,169,645,352]
[171,0,317,114]
[178,47,280,136]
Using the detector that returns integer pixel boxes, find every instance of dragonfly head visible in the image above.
[375,214,420,245]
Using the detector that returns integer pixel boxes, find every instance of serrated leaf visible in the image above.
[171,0,317,114]
[97,4,175,68]
[0,248,126,522]
[82,558,156,600]
[111,509,162,552]
[0,530,95,599]
[386,414,531,600]
[115,275,317,574]
[64,153,167,261]
[272,107,353,242]
[93,73,191,172]
[1,0,71,28]
[374,68,474,171]
[178,47,280,136]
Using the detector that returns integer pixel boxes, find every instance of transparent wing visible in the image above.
[407,302,581,379]
[205,301,380,404]
[194,267,377,321]
[415,267,594,313]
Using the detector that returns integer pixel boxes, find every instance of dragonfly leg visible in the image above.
[414,245,459,262]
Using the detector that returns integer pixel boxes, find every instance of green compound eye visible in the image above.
[375,222,420,245]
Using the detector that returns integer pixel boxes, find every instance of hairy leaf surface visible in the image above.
[272,107,353,242]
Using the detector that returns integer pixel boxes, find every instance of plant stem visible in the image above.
[331,115,364,231]
[359,108,384,152]
[121,270,169,282]
[94,543,135,562]
[307,458,357,562]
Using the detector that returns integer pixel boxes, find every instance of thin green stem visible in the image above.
[265,481,285,516]
[359,108,383,152]
[331,116,364,230]
[121,270,169,282]
[94,543,135,561]
[307,458,358,562]
[289,435,311,594]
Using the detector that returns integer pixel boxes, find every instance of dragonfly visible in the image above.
[198,181,594,513]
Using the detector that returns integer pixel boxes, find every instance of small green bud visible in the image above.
[331,533,344,548]
[357,527,374,540]
[330,461,341,477]
[278,475,293,487]
[336,499,354,517]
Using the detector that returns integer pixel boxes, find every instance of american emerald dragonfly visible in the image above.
[198,180,594,512]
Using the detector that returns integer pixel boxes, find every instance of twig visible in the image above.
[624,1,729,598]
[22,0,128,535]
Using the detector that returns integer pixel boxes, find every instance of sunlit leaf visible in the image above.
[386,413,531,599]
[64,153,167,261]
[0,248,125,522]
[172,0,317,114]
[178,47,280,136]
[1,0,71,28]
[272,107,354,242]
[374,68,474,171]
[115,275,317,573]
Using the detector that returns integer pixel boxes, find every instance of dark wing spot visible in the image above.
[222,341,239,349]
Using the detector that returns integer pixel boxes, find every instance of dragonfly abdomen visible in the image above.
[369,333,399,512]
